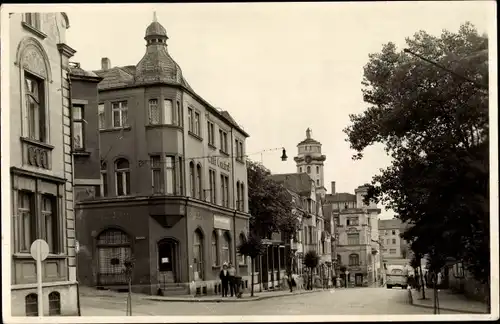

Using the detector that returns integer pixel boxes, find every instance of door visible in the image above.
[355,274,363,286]
[158,239,177,284]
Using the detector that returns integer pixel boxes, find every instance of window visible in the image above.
[347,233,360,245]
[316,179,319,186]
[299,167,302,173]
[177,156,183,195]
[392,239,396,244]
[386,238,390,245]
[148,99,160,124]
[42,195,57,253]
[239,183,245,211]
[112,101,128,128]
[211,231,218,266]
[163,99,173,124]
[389,249,397,254]
[194,111,200,136]
[100,162,108,197]
[196,164,202,199]
[25,73,46,142]
[239,142,244,159]
[151,156,163,193]
[193,230,204,280]
[207,121,215,146]
[239,234,246,265]
[188,108,193,132]
[189,162,195,197]
[18,191,34,252]
[392,230,396,235]
[72,105,84,150]
[219,130,228,153]
[165,156,175,195]
[48,291,61,316]
[221,232,231,263]
[98,103,105,129]
[220,174,229,207]
[25,293,38,316]
[316,166,320,173]
[306,166,311,173]
[209,169,216,203]
[25,13,41,30]
[115,158,130,196]
[349,253,360,266]
[337,255,342,266]
[346,217,359,226]
[236,181,241,210]
[176,101,182,126]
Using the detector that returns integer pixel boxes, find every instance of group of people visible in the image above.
[219,262,238,297]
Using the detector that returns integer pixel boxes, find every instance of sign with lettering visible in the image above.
[346,227,358,233]
[208,156,231,172]
[214,215,231,230]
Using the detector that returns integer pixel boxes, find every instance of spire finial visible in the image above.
[306,128,311,139]
[153,11,158,22]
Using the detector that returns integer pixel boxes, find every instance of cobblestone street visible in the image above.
[80,287,464,316]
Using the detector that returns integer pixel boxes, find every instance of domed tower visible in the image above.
[135,13,186,85]
[294,128,327,197]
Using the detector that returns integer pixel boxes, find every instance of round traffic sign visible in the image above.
[30,239,50,262]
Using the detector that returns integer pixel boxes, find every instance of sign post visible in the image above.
[30,239,49,317]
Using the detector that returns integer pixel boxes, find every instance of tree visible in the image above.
[237,234,265,297]
[247,160,296,238]
[344,22,489,290]
[304,250,320,290]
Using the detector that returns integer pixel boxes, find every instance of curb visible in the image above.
[144,289,322,303]
[407,290,487,315]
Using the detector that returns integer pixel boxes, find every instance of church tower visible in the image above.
[294,128,327,198]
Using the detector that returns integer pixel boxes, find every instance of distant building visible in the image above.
[325,183,382,287]
[378,218,410,261]
[9,12,78,316]
[74,15,251,297]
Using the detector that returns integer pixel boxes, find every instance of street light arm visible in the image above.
[403,48,488,91]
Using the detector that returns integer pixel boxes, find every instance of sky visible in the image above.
[57,2,493,219]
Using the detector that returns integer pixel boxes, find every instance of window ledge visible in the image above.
[72,150,91,157]
[146,124,182,130]
[208,143,217,150]
[13,253,67,259]
[236,157,245,164]
[20,137,54,150]
[21,22,47,39]
[100,126,132,133]
[188,131,203,142]
[219,150,230,157]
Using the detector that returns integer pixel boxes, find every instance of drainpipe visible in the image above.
[229,128,238,275]
[184,197,190,293]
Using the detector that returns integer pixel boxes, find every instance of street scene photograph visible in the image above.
[0,1,497,322]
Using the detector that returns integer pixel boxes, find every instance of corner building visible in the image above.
[8,13,78,315]
[75,17,251,296]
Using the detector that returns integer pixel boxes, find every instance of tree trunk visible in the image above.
[433,273,438,314]
[251,257,255,297]
[419,264,426,299]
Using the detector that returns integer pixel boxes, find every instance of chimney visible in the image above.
[331,181,336,194]
[101,57,111,70]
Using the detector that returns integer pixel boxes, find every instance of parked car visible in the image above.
[386,266,408,289]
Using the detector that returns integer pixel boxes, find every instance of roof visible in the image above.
[297,138,321,146]
[69,64,102,81]
[325,192,356,203]
[378,218,402,230]
[145,21,167,38]
[268,173,313,196]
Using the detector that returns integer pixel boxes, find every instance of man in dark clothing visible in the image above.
[219,263,229,297]
[227,262,236,297]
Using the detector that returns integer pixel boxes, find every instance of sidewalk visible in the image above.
[408,288,488,314]
[144,288,323,303]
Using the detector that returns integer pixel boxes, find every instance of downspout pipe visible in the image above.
[230,128,238,275]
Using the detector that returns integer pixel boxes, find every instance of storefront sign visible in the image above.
[214,215,231,230]
[208,156,231,172]
[161,257,169,263]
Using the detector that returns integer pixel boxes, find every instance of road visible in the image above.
[80,287,459,316]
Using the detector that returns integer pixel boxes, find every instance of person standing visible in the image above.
[219,263,229,297]
[227,262,236,297]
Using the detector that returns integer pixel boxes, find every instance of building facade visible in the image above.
[294,128,327,198]
[325,183,381,287]
[74,16,251,296]
[9,12,79,316]
[378,218,409,260]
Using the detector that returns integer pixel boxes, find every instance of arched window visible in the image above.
[48,291,61,315]
[25,293,38,316]
[189,162,195,197]
[100,161,108,197]
[299,167,302,173]
[193,229,204,280]
[316,166,320,174]
[240,183,245,211]
[236,181,241,211]
[337,254,342,266]
[306,166,311,174]
[211,231,218,266]
[196,164,202,199]
[238,233,246,265]
[115,158,130,196]
[316,179,320,186]
[349,253,360,266]
[221,232,231,264]
[96,228,132,285]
